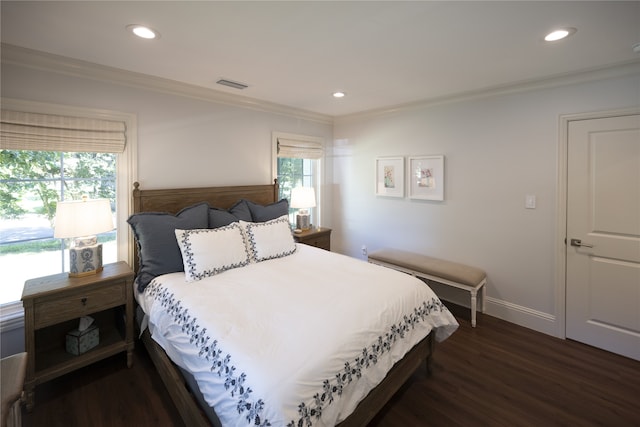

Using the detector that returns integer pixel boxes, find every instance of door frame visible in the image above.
[555,107,640,339]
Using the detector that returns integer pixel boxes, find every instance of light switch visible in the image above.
[525,194,536,209]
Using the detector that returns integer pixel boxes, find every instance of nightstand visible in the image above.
[293,227,331,251]
[21,261,134,410]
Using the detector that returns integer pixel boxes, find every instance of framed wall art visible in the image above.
[375,156,404,198]
[407,155,444,201]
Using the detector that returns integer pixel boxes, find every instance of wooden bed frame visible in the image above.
[131,180,435,427]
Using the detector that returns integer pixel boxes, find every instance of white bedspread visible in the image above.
[140,244,458,427]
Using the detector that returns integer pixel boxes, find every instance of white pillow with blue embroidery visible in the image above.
[175,222,251,282]
[241,215,296,262]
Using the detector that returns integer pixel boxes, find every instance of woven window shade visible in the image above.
[0,110,126,153]
[277,137,323,159]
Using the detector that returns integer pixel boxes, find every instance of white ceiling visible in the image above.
[2,1,639,117]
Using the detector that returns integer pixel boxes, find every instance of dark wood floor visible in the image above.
[23,305,640,427]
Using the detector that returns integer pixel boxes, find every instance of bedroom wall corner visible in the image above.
[329,69,640,337]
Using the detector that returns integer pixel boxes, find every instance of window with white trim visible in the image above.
[0,100,136,321]
[272,132,324,227]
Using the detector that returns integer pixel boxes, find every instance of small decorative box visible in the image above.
[66,325,100,355]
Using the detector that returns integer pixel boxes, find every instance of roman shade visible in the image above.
[276,137,323,159]
[0,109,126,153]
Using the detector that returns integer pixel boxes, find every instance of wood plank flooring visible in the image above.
[22,305,640,426]
[370,305,640,427]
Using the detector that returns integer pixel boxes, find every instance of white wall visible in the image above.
[1,62,333,191]
[331,70,640,335]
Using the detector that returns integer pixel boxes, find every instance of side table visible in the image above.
[21,261,134,410]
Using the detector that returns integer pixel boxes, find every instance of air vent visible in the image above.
[216,79,248,90]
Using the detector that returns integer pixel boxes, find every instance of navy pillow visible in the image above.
[246,199,289,222]
[208,207,238,228]
[228,199,252,222]
[208,199,253,228]
[128,202,209,292]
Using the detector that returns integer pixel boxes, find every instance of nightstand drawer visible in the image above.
[34,282,126,329]
[304,235,330,250]
[293,227,332,251]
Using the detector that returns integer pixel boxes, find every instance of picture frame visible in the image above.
[407,155,444,201]
[375,156,404,198]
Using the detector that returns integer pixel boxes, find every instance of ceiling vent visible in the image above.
[216,79,248,90]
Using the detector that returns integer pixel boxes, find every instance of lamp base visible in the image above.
[296,213,311,231]
[69,243,103,277]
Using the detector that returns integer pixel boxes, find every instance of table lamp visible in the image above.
[54,197,114,277]
[290,187,316,231]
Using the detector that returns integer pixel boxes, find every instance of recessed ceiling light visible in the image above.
[127,24,159,40]
[333,92,346,98]
[544,27,576,42]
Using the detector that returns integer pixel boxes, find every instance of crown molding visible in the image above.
[1,43,333,125]
[4,43,638,126]
[336,59,640,123]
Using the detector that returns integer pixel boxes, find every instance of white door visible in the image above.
[566,113,640,361]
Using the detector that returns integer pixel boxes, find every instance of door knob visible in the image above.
[570,238,593,248]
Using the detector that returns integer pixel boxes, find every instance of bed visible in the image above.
[129,180,458,427]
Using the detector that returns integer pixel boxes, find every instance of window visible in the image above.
[0,151,117,304]
[0,99,136,326]
[272,132,323,227]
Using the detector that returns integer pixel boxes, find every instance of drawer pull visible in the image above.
[81,297,88,306]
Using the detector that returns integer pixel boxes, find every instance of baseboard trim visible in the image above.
[484,297,557,337]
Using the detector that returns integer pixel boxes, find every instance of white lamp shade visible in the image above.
[290,187,316,209]
[54,198,114,238]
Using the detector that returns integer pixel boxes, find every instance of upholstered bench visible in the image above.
[368,249,487,327]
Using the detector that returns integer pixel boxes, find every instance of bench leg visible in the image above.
[470,289,478,327]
